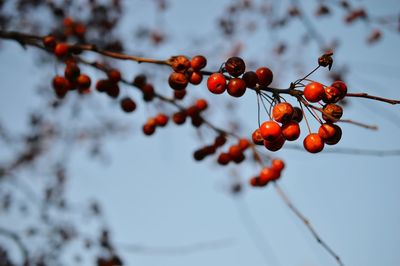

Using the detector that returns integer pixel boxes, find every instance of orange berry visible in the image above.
[322,103,343,122]
[76,74,91,89]
[238,138,250,151]
[54,43,69,57]
[304,82,325,102]
[323,86,341,103]
[190,55,207,71]
[260,120,282,141]
[155,113,169,127]
[251,128,264,145]
[259,167,280,183]
[303,133,324,153]
[42,35,56,49]
[195,99,208,111]
[281,121,300,141]
[271,159,285,172]
[272,102,294,123]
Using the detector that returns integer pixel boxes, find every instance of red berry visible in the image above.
[227,78,246,97]
[259,167,280,183]
[189,71,203,85]
[331,80,347,100]
[155,113,169,127]
[225,57,246,77]
[195,99,208,111]
[256,67,273,86]
[242,71,258,88]
[43,35,56,49]
[64,63,80,81]
[107,69,121,83]
[304,82,325,102]
[281,121,300,141]
[322,103,343,122]
[251,128,264,145]
[271,159,285,172]
[214,134,227,147]
[263,134,285,152]
[323,86,341,103]
[260,120,282,141]
[174,89,186,100]
[191,55,207,71]
[303,133,324,153]
[172,111,186,125]
[168,72,188,91]
[318,123,342,145]
[76,74,91,89]
[207,73,226,94]
[54,43,69,57]
[52,76,69,98]
[141,83,155,101]
[272,102,294,123]
[217,153,231,165]
[120,97,136,113]
[238,138,250,151]
[291,107,303,122]
[105,82,120,98]
[171,55,190,73]
[142,123,156,136]
[96,79,112,92]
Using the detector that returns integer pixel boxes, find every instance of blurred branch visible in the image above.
[0,227,29,264]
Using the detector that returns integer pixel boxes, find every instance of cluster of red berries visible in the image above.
[142,98,208,136]
[142,113,169,135]
[168,55,207,91]
[52,59,92,98]
[216,138,250,165]
[207,56,274,97]
[133,74,156,102]
[249,159,285,187]
[95,69,122,98]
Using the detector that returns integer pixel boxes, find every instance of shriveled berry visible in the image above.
[331,80,347,100]
[272,102,294,123]
[322,103,343,122]
[256,67,273,86]
[303,133,324,153]
[227,78,246,97]
[323,86,341,103]
[225,57,246,77]
[171,55,190,73]
[120,97,136,113]
[207,73,226,94]
[168,72,188,91]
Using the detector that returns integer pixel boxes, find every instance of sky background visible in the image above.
[1,1,400,266]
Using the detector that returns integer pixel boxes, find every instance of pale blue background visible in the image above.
[0,1,399,266]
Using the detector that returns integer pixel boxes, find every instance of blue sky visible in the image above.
[1,1,400,266]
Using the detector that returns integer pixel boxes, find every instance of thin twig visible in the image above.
[272,183,345,266]
[346,93,400,105]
